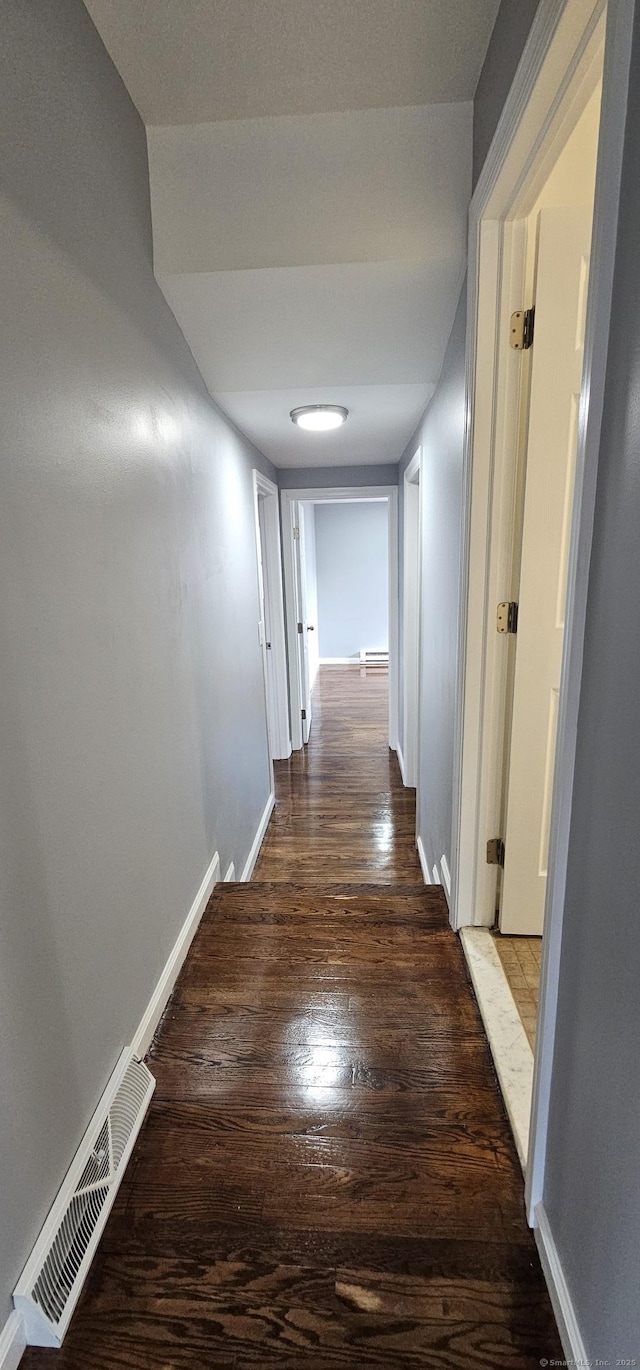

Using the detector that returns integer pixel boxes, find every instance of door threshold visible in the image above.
[460,927,533,1171]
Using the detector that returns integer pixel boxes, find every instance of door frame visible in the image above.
[450,0,635,1222]
[400,448,423,791]
[281,485,398,753]
[252,471,291,760]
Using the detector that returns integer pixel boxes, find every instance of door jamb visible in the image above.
[401,448,423,792]
[281,485,398,752]
[450,0,635,1224]
[252,471,291,760]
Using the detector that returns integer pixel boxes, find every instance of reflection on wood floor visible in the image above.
[22,666,561,1368]
[255,665,423,883]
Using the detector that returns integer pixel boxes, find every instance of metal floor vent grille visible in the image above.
[14,1050,154,1347]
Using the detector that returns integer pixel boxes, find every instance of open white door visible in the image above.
[500,208,593,935]
[293,501,312,743]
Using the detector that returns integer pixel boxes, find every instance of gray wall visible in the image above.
[399,287,466,878]
[544,4,640,1354]
[278,465,398,489]
[0,0,274,1324]
[314,502,389,659]
[473,0,540,185]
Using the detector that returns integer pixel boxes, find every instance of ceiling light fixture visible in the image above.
[290,404,348,432]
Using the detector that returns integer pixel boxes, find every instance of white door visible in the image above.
[293,500,312,743]
[500,208,592,935]
[257,495,277,755]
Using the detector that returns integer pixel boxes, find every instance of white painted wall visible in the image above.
[314,502,389,660]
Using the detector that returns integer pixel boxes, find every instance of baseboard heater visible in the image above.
[14,1048,154,1347]
[359,649,389,665]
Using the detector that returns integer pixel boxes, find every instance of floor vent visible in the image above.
[14,1049,154,1347]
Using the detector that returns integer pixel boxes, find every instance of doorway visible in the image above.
[252,471,291,760]
[401,448,422,791]
[281,485,398,752]
[452,0,635,1238]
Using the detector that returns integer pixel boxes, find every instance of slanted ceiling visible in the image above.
[85,0,500,466]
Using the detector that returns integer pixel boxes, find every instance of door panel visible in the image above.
[293,501,312,743]
[500,208,593,935]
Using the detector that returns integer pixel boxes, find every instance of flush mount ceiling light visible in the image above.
[290,404,348,432]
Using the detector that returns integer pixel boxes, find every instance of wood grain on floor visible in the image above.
[22,667,561,1368]
[254,666,423,884]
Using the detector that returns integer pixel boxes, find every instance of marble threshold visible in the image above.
[460,927,533,1171]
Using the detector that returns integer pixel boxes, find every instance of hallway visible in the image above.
[23,668,560,1369]
[255,666,422,883]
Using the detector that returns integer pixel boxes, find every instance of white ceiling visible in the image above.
[85,0,501,123]
[85,0,499,467]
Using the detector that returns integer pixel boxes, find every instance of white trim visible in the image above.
[416,835,430,885]
[253,471,291,761]
[319,656,358,664]
[396,738,407,786]
[454,0,608,935]
[0,1314,25,1370]
[224,862,235,882]
[440,853,451,899]
[432,863,441,886]
[401,448,423,790]
[534,1202,587,1362]
[460,928,533,1171]
[281,486,398,753]
[132,850,220,1058]
[240,790,275,881]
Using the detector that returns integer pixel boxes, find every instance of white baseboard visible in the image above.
[416,835,431,885]
[534,1203,587,1363]
[131,849,220,1058]
[241,790,275,881]
[0,1312,26,1370]
[440,853,451,902]
[396,740,407,785]
[224,862,235,882]
[432,862,441,885]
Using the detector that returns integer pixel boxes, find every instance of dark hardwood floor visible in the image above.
[23,666,561,1368]
[254,665,423,882]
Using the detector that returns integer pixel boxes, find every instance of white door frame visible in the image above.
[281,485,398,752]
[450,0,635,1224]
[252,471,291,760]
[400,448,422,790]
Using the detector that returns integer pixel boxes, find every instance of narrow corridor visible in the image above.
[23,667,561,1368]
[255,666,422,883]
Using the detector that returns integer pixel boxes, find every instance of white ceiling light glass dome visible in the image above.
[290,404,349,432]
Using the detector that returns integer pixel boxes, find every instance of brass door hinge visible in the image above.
[297,621,304,634]
[497,601,518,634]
[487,838,505,867]
[510,307,535,350]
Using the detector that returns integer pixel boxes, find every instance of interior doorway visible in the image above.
[252,471,291,760]
[452,0,634,1226]
[281,485,398,752]
[401,448,422,791]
